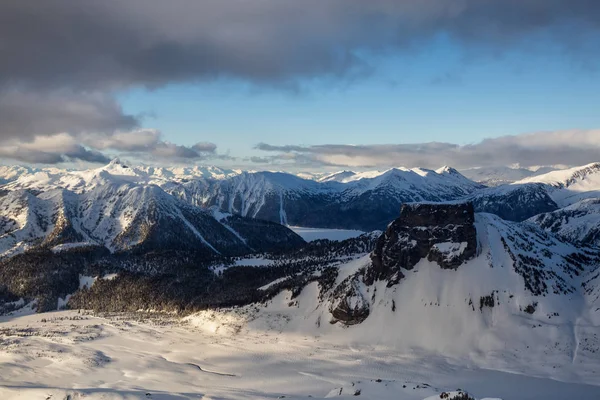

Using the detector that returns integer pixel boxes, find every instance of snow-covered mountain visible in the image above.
[318,165,559,186]
[528,198,600,247]
[2,161,600,399]
[0,159,241,193]
[64,202,600,359]
[0,164,304,259]
[1,161,483,231]
[3,159,600,238]
[515,162,600,206]
[460,165,557,186]
[317,170,358,183]
[184,166,483,231]
[465,182,559,221]
[0,165,41,185]
[2,195,600,399]
[460,163,600,224]
[181,202,600,364]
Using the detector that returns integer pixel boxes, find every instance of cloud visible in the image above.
[0,133,111,164]
[1,1,599,164]
[150,142,206,159]
[254,130,600,170]
[0,128,222,165]
[192,142,218,153]
[87,130,161,152]
[85,130,220,160]
[0,90,138,141]
[1,0,599,92]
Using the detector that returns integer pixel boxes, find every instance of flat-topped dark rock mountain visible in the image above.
[368,202,477,285]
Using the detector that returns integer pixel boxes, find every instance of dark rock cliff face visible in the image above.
[367,202,477,285]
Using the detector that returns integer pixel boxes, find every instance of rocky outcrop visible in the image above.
[368,202,477,285]
[329,273,370,325]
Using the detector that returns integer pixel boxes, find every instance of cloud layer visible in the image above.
[254,130,600,170]
[0,128,221,165]
[1,1,599,164]
[3,0,599,90]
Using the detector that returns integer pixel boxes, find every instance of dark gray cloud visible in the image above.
[0,149,65,165]
[255,130,600,169]
[89,132,221,161]
[1,0,599,91]
[255,143,310,153]
[151,142,208,160]
[0,133,112,165]
[0,90,138,141]
[62,146,112,164]
[0,127,221,165]
[192,142,218,153]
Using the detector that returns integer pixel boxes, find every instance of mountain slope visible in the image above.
[185,167,483,231]
[201,202,600,361]
[3,197,600,380]
[516,162,600,206]
[460,166,556,186]
[1,161,484,231]
[466,183,559,221]
[463,162,600,223]
[0,159,240,194]
[58,202,600,346]
[528,198,600,247]
[4,160,600,234]
[0,181,306,312]
[0,180,304,258]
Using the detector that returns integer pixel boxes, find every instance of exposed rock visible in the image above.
[329,273,370,325]
[368,202,477,285]
[523,302,537,314]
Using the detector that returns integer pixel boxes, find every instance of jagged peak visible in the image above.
[435,165,460,175]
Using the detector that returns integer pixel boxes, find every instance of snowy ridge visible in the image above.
[460,166,557,186]
[3,159,600,236]
[515,162,600,206]
[528,197,600,247]
[158,166,484,231]
[0,158,241,194]
[0,172,304,257]
[0,160,483,231]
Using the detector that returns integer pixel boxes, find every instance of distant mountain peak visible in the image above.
[435,165,459,175]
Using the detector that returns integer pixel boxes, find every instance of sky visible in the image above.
[1,1,600,172]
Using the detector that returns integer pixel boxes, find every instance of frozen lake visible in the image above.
[289,226,365,242]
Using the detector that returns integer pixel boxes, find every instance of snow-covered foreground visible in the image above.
[1,311,599,400]
[289,226,364,242]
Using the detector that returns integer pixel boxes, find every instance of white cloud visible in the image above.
[255,129,600,170]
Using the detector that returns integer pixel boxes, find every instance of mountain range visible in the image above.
[1,159,600,320]
[3,160,600,232]
[64,199,600,369]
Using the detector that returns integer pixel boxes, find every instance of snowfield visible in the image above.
[289,226,365,242]
[0,310,599,400]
